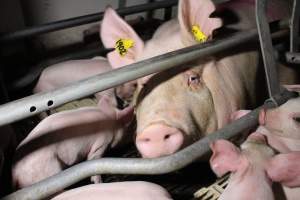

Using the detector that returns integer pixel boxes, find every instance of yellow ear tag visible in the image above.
[191,25,207,43]
[115,39,134,57]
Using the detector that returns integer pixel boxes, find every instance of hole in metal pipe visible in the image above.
[30,106,36,112]
[47,100,54,107]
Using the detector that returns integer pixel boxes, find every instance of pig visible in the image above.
[12,95,134,189]
[100,0,293,158]
[51,181,173,200]
[34,54,137,108]
[232,105,300,200]
[259,94,300,153]
[209,132,300,200]
[33,57,116,105]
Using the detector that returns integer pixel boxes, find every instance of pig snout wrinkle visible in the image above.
[136,124,184,158]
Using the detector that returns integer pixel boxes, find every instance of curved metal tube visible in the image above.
[2,89,297,200]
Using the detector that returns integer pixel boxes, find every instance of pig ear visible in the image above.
[209,140,242,177]
[230,110,251,122]
[178,0,222,45]
[116,106,135,126]
[100,7,144,68]
[97,95,116,115]
[266,152,300,187]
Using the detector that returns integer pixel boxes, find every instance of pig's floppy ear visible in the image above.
[116,106,135,126]
[209,140,242,177]
[100,7,144,68]
[266,152,300,188]
[178,0,222,45]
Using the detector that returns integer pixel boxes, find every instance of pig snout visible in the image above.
[136,124,184,158]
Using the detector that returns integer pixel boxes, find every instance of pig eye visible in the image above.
[293,117,300,123]
[188,74,200,86]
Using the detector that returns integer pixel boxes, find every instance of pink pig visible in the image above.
[100,0,293,158]
[51,181,173,200]
[210,131,300,200]
[34,53,137,106]
[259,90,300,153]
[12,96,134,189]
[33,57,116,104]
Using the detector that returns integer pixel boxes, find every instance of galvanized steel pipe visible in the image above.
[1,89,297,200]
[0,24,289,127]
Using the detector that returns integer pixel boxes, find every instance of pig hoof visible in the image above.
[91,175,102,184]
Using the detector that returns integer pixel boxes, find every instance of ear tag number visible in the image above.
[191,25,207,43]
[115,39,134,57]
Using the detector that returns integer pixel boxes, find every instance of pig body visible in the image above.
[210,131,300,200]
[101,0,293,158]
[12,96,133,189]
[51,181,172,200]
[33,57,115,102]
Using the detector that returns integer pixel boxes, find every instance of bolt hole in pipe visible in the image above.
[47,100,54,107]
[29,106,36,112]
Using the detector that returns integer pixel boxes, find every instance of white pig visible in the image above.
[33,57,116,103]
[210,132,299,200]
[12,96,134,189]
[259,96,300,153]
[51,181,173,200]
[100,0,293,158]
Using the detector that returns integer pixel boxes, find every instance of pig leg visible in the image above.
[87,144,108,183]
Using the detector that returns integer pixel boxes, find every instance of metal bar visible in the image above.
[255,0,281,105]
[1,89,297,200]
[286,0,300,64]
[0,22,289,127]
[290,0,300,52]
[0,0,232,44]
[0,0,178,44]
[118,0,127,8]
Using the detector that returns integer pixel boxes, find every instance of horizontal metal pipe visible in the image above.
[0,0,177,44]
[0,0,231,44]
[2,89,297,200]
[0,23,289,127]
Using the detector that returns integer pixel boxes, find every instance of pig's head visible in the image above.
[101,0,223,158]
[259,97,300,139]
[210,133,275,177]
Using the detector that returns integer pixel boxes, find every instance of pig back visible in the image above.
[51,182,172,200]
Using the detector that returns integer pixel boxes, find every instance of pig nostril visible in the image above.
[164,134,171,140]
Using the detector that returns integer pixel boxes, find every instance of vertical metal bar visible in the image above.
[118,0,127,8]
[290,0,300,52]
[164,7,172,21]
[147,0,155,20]
[286,0,300,64]
[0,64,9,104]
[119,0,127,18]
[255,0,281,105]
